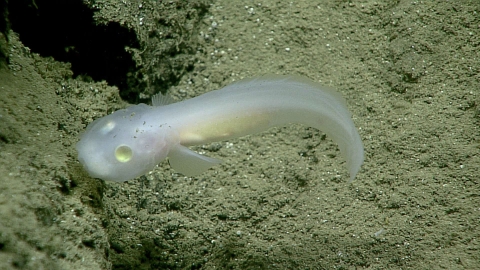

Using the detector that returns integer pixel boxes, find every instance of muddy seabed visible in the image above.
[0,0,478,269]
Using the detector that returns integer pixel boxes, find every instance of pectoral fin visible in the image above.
[168,145,222,176]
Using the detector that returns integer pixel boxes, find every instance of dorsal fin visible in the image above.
[151,93,177,106]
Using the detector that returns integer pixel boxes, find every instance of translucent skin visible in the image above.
[76,75,364,182]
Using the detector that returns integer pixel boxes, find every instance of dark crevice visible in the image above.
[0,0,9,67]
[8,0,139,98]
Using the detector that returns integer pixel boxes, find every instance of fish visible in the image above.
[76,75,364,182]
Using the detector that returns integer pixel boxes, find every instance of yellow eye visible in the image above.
[115,145,133,162]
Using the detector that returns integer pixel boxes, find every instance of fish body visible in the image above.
[76,76,364,182]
